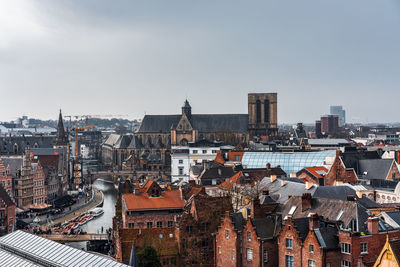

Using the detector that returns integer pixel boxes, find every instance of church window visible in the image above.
[256,100,261,123]
[264,99,270,123]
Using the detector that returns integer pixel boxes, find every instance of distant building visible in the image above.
[330,105,346,126]
[106,93,278,171]
[171,139,223,183]
[320,115,339,134]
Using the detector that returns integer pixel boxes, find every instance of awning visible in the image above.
[26,204,52,210]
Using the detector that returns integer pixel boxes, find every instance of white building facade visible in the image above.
[171,140,222,183]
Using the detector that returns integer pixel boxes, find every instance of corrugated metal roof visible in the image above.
[0,230,129,267]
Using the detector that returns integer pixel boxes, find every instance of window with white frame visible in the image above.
[308,260,315,267]
[218,246,221,254]
[193,150,198,154]
[247,248,253,261]
[179,159,183,164]
[341,243,350,254]
[247,231,251,242]
[286,238,293,249]
[232,249,235,260]
[225,230,229,239]
[285,255,294,267]
[263,249,268,263]
[361,242,368,254]
[309,244,314,253]
[178,167,184,175]
[202,150,207,154]
[341,260,350,267]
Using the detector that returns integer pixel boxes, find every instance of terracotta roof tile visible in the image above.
[218,172,242,190]
[123,190,185,211]
[303,166,328,178]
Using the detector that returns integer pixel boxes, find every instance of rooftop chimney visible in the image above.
[308,213,320,230]
[367,216,379,235]
[301,193,312,212]
[266,163,271,169]
[134,180,140,195]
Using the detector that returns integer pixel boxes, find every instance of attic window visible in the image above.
[336,210,344,221]
[288,206,297,216]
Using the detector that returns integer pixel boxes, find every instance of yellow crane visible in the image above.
[74,126,94,189]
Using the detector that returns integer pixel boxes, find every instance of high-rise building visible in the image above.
[330,106,346,126]
[320,115,339,134]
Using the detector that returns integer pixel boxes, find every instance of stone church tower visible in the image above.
[248,93,278,138]
[55,110,69,147]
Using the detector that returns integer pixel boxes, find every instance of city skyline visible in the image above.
[1,0,399,123]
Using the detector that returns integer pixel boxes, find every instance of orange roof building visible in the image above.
[121,180,186,229]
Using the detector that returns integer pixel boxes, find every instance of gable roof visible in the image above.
[138,114,248,133]
[301,166,328,179]
[281,196,370,232]
[358,159,396,180]
[122,190,185,211]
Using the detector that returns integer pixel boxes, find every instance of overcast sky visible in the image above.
[0,0,399,124]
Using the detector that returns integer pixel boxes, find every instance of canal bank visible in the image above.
[66,176,118,251]
[52,190,103,225]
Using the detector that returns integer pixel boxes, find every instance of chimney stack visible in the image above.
[367,216,379,235]
[266,163,271,169]
[308,213,320,230]
[134,180,140,195]
[301,193,312,212]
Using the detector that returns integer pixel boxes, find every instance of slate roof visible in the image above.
[0,183,14,206]
[252,216,280,239]
[115,135,132,149]
[0,157,23,177]
[313,186,357,201]
[138,114,248,133]
[127,136,143,149]
[340,148,381,173]
[199,166,236,186]
[314,225,338,249]
[281,196,370,232]
[308,139,350,146]
[103,134,121,147]
[382,212,400,227]
[232,212,246,231]
[0,136,55,155]
[293,217,309,241]
[257,177,317,204]
[358,159,396,180]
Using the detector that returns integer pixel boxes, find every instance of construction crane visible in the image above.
[74,125,94,190]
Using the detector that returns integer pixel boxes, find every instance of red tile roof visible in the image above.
[218,171,242,190]
[303,166,328,178]
[123,189,185,211]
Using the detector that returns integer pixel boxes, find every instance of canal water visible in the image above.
[66,176,118,250]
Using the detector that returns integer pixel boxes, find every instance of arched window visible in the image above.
[264,99,270,123]
[256,100,261,123]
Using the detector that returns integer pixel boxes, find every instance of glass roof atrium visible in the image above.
[242,150,337,174]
